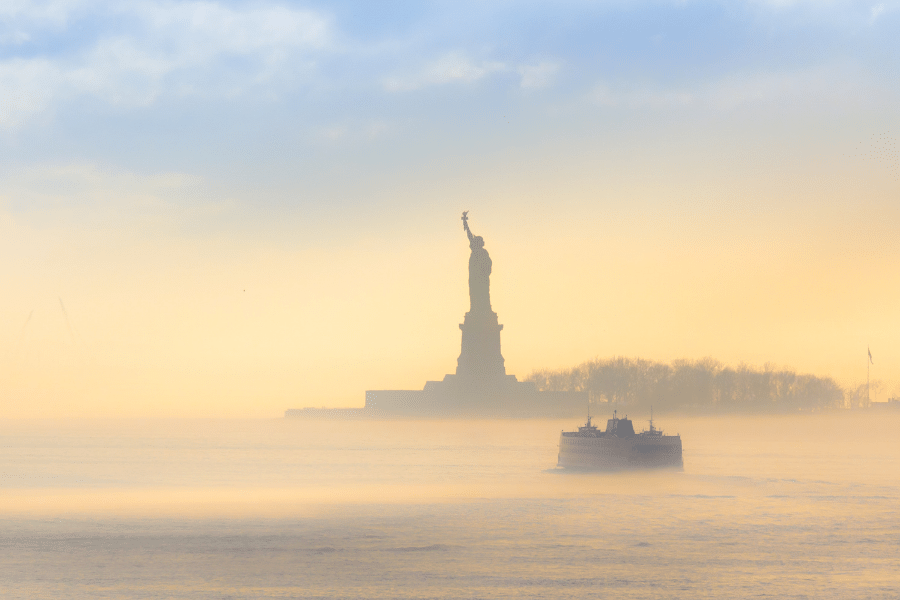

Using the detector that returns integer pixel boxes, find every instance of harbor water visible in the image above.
[1,412,899,599]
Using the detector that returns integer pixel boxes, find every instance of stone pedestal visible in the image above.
[456,309,506,388]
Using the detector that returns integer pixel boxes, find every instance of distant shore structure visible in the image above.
[286,213,586,418]
[872,397,900,410]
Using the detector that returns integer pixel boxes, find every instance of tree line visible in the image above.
[525,356,858,413]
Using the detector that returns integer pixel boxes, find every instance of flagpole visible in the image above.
[867,346,871,407]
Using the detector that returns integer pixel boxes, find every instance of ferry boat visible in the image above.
[557,410,683,470]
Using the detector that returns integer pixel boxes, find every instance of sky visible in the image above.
[1,0,899,417]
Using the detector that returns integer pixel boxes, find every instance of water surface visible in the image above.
[1,412,898,598]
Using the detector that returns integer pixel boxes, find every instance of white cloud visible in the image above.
[384,52,507,92]
[128,1,330,56]
[0,58,64,127]
[705,64,876,110]
[0,1,332,127]
[0,30,31,45]
[588,63,880,112]
[317,119,392,144]
[383,53,564,93]
[0,0,88,24]
[518,61,560,89]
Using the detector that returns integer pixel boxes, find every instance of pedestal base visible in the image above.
[456,309,506,386]
[362,378,588,418]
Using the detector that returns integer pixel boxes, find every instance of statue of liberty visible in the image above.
[461,211,492,314]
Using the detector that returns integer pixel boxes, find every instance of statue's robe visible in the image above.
[468,246,492,313]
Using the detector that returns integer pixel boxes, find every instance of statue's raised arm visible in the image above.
[460,211,492,313]
[461,210,474,243]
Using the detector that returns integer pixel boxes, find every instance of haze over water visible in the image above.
[2,412,898,599]
[3,2,900,597]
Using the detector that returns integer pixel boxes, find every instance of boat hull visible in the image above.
[558,433,683,470]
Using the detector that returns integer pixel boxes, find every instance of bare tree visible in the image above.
[527,356,845,413]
